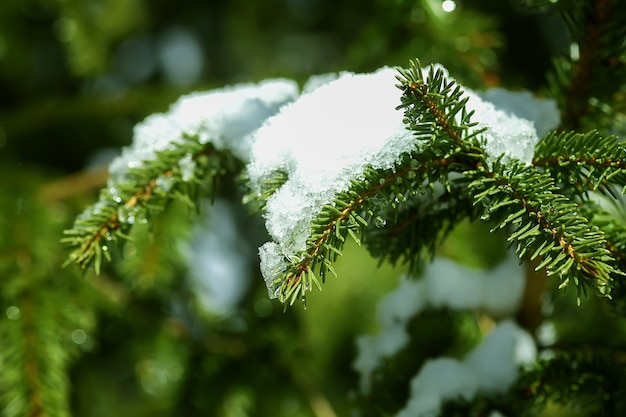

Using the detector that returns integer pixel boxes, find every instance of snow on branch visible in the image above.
[65,79,298,271]
[110,78,299,182]
[249,67,419,297]
[65,60,562,293]
[249,63,559,300]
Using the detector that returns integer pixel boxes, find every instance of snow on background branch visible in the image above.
[396,320,535,417]
[353,253,529,393]
[108,79,299,183]
[353,252,536,417]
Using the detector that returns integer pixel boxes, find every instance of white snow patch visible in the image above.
[354,252,526,392]
[464,90,538,165]
[301,72,341,94]
[248,67,419,284]
[424,254,526,315]
[395,320,536,417]
[258,242,291,298]
[108,79,298,183]
[480,88,560,137]
[463,87,560,165]
[185,199,251,316]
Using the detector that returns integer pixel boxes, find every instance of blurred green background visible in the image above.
[0,0,564,175]
[0,1,571,416]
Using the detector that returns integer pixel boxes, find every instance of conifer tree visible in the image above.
[1,0,626,416]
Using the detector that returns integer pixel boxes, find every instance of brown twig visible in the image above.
[561,0,614,131]
[39,166,109,202]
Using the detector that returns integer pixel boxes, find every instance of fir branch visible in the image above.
[39,166,108,202]
[63,140,232,273]
[242,169,289,212]
[533,130,626,198]
[272,152,482,304]
[268,153,454,304]
[115,203,191,292]
[515,349,626,415]
[365,175,476,269]
[266,61,495,305]
[0,191,96,417]
[591,213,626,273]
[561,0,616,130]
[64,78,297,272]
[273,163,421,304]
[0,295,76,417]
[603,226,626,272]
[579,201,626,309]
[546,0,626,132]
[470,161,618,299]
[396,59,487,162]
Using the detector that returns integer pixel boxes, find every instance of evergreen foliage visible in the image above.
[62,139,233,273]
[2,0,626,416]
[541,0,626,133]
[0,174,97,417]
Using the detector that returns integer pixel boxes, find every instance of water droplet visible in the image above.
[272,287,282,299]
[123,242,138,257]
[254,299,273,318]
[15,198,23,216]
[118,205,138,225]
[71,329,88,344]
[374,217,386,228]
[178,155,196,182]
[6,306,21,320]
[156,175,175,192]
[442,0,456,12]
[109,187,122,203]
